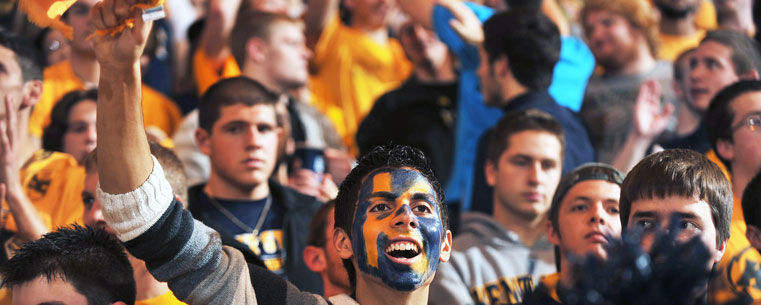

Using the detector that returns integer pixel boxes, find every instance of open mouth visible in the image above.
[384,240,421,260]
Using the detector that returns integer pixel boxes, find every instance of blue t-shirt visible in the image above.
[432,3,595,210]
[198,192,286,276]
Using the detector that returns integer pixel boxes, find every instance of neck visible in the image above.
[660,14,697,36]
[70,52,100,84]
[353,23,389,45]
[605,48,656,76]
[322,276,351,299]
[242,64,286,94]
[500,78,529,107]
[129,255,170,300]
[718,10,755,35]
[493,203,547,246]
[16,109,38,164]
[733,169,753,206]
[559,256,574,288]
[676,102,702,135]
[355,276,430,305]
[205,173,270,200]
[414,56,456,84]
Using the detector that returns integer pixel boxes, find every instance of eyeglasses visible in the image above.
[732,115,761,132]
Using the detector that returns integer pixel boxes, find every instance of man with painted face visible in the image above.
[429,109,564,305]
[91,3,450,303]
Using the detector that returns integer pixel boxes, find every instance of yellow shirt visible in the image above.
[135,291,187,305]
[658,30,706,62]
[695,0,718,31]
[309,16,413,153]
[193,48,242,96]
[29,60,182,138]
[1,150,84,233]
[708,197,761,303]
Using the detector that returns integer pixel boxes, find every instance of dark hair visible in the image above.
[198,77,281,132]
[548,163,625,270]
[486,109,565,165]
[701,30,761,78]
[482,9,560,91]
[84,141,187,203]
[307,200,336,247]
[0,28,43,82]
[620,149,733,247]
[230,10,301,68]
[42,89,98,153]
[334,146,447,290]
[706,80,761,171]
[0,225,136,305]
[742,170,761,230]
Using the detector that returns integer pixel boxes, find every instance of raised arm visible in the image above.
[304,0,339,50]
[92,0,153,194]
[199,0,243,63]
[0,96,47,242]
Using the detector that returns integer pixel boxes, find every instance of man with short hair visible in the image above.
[706,80,761,302]
[303,200,351,298]
[0,225,136,305]
[524,163,625,305]
[188,76,323,293]
[469,9,594,215]
[621,149,734,301]
[430,109,564,304]
[579,0,676,165]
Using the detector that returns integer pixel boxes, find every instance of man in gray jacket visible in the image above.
[430,109,565,304]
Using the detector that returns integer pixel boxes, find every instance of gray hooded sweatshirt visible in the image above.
[429,212,556,305]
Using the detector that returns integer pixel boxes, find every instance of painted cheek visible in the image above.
[353,172,393,271]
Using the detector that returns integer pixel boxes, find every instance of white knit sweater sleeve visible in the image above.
[96,155,174,242]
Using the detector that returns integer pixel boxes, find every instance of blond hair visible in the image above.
[580,0,660,57]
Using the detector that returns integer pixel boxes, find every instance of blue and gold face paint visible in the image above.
[352,168,444,291]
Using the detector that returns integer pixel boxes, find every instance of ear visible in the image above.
[716,138,735,164]
[245,37,268,64]
[485,160,497,187]
[746,225,761,252]
[715,239,728,264]
[739,69,760,81]
[334,227,354,260]
[194,128,212,157]
[20,80,42,109]
[303,245,327,273]
[494,55,510,79]
[547,220,560,246]
[439,230,453,262]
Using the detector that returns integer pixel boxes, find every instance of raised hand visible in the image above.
[632,80,674,139]
[438,0,484,45]
[91,0,153,70]
[1,96,21,196]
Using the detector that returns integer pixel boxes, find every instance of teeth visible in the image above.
[384,242,420,254]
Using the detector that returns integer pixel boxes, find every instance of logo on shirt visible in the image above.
[728,247,761,300]
[469,274,536,305]
[236,229,285,273]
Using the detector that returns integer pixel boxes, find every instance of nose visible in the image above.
[392,205,418,230]
[528,162,543,186]
[86,125,97,143]
[589,205,607,225]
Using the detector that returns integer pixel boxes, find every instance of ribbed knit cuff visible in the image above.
[96,155,174,242]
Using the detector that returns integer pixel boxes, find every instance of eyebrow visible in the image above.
[368,192,396,201]
[39,302,66,305]
[631,211,657,219]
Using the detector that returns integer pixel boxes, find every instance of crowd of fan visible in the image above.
[0,0,760,304]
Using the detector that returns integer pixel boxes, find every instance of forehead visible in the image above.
[562,180,621,203]
[360,168,434,194]
[695,40,733,62]
[730,91,761,119]
[215,103,277,124]
[0,45,20,69]
[504,130,562,159]
[584,9,626,25]
[269,21,305,39]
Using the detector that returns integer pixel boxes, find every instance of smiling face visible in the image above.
[351,168,445,291]
[549,180,622,261]
[628,195,726,268]
[583,10,642,72]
